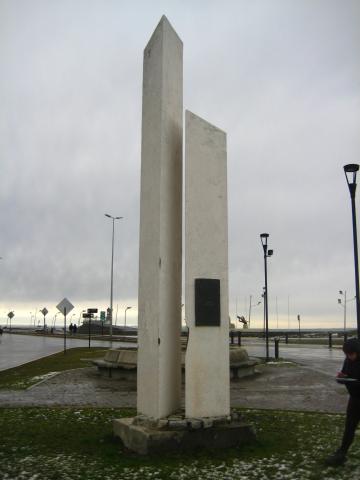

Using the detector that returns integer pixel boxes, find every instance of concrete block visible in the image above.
[113,417,255,455]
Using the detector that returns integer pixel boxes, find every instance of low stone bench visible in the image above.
[93,347,259,380]
[92,349,137,379]
[229,348,260,379]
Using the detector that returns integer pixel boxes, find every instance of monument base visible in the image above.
[113,412,256,455]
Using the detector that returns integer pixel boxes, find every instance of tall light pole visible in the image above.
[344,164,360,339]
[338,290,356,334]
[248,295,261,329]
[260,233,273,361]
[105,213,123,340]
[124,306,132,327]
[338,290,347,334]
[297,314,301,338]
[53,313,60,328]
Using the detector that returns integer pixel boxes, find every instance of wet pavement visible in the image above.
[244,341,344,377]
[0,362,349,413]
[0,334,350,413]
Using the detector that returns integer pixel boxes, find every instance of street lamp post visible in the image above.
[260,233,274,361]
[343,164,360,339]
[124,306,132,328]
[105,213,123,341]
[248,295,261,329]
[338,290,347,334]
[338,290,356,334]
[297,314,301,338]
[53,313,60,329]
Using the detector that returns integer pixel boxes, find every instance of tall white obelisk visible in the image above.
[137,16,183,419]
[185,110,230,418]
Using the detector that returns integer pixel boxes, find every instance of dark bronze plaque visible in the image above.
[195,278,221,326]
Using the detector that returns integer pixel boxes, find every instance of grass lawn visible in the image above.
[1,406,360,479]
[0,347,108,390]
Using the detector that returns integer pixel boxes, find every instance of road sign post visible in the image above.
[82,312,93,348]
[56,298,74,354]
[7,311,14,332]
[40,308,48,331]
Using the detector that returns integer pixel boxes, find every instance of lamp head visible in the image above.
[260,233,269,251]
[344,164,359,197]
[105,213,111,218]
[344,164,359,174]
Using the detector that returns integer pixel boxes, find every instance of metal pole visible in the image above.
[344,290,347,334]
[264,254,269,361]
[88,316,91,349]
[275,338,279,359]
[109,217,115,341]
[64,307,67,354]
[287,295,290,329]
[248,295,252,329]
[263,291,266,338]
[350,194,360,339]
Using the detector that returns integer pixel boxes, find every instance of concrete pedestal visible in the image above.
[113,414,255,455]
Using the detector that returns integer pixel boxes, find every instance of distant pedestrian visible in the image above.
[69,323,73,334]
[325,338,360,466]
[73,324,77,334]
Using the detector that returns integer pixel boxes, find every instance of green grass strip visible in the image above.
[0,347,108,390]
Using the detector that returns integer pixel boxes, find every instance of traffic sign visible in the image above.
[40,308,48,316]
[56,298,74,316]
[8,312,14,319]
[87,308,98,314]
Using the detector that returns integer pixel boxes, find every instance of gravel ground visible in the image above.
[0,362,349,412]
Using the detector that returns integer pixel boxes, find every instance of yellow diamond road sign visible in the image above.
[56,298,74,316]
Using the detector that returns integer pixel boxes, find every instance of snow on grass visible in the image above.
[1,407,360,479]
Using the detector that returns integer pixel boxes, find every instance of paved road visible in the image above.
[0,333,346,376]
[0,333,129,371]
[244,341,345,377]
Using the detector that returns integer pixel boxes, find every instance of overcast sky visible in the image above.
[1,0,359,328]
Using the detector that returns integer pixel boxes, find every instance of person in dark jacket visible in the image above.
[326,338,360,466]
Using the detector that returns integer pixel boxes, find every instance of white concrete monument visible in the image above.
[137,16,183,419]
[185,110,230,418]
[114,18,254,455]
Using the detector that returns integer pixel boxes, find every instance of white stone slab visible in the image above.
[185,110,230,418]
[137,16,183,419]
